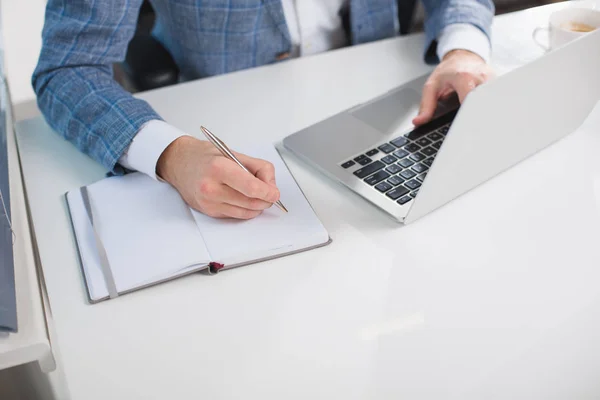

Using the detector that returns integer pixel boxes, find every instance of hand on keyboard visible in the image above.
[413,49,495,126]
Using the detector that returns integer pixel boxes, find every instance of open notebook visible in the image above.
[66,146,330,303]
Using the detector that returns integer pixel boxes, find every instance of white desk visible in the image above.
[15,3,600,399]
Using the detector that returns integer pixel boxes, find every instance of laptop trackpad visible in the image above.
[350,88,420,136]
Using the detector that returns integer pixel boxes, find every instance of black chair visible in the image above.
[121,1,179,92]
[122,0,417,92]
[398,0,418,35]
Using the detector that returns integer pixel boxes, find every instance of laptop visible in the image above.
[283,29,600,223]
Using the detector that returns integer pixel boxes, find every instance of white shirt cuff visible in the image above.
[118,120,186,180]
[437,23,491,63]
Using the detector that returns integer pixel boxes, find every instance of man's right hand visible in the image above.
[156,136,280,219]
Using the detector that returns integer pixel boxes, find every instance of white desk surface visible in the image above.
[14,3,600,399]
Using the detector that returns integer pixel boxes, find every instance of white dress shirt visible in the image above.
[119,0,491,180]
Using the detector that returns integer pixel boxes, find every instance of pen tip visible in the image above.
[277,201,288,213]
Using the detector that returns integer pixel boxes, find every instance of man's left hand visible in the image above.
[413,49,495,126]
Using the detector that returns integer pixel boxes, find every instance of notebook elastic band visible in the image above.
[81,187,119,299]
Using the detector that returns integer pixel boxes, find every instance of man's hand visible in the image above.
[157,136,280,219]
[413,49,495,126]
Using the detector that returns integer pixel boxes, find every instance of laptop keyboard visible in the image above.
[340,123,450,207]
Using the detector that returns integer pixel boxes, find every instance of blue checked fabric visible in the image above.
[33,0,493,172]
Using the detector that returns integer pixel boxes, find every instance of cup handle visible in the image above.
[533,27,550,51]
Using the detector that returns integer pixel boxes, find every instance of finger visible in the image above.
[213,202,263,220]
[452,74,478,103]
[220,162,280,203]
[214,184,273,210]
[197,202,262,219]
[236,153,277,186]
[413,79,440,126]
[193,198,263,220]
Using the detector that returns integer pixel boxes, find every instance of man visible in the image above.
[33,0,494,220]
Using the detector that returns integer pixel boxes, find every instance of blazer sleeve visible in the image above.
[32,0,162,172]
[419,0,495,63]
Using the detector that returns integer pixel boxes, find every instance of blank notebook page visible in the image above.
[73,173,211,297]
[191,146,329,266]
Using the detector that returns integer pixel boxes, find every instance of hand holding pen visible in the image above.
[201,126,287,213]
[156,131,285,219]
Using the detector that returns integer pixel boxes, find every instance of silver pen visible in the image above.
[200,126,288,213]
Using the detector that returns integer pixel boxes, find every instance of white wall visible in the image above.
[1,0,46,119]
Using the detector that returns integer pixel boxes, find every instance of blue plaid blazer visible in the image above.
[33,0,493,172]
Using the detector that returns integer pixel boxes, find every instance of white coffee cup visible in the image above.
[533,7,600,51]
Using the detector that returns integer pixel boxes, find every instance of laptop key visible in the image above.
[393,149,409,159]
[381,155,397,165]
[341,160,355,169]
[400,169,416,180]
[385,164,402,174]
[405,179,421,190]
[439,126,450,134]
[432,141,442,150]
[360,157,373,165]
[409,152,425,162]
[417,173,427,182]
[422,147,437,157]
[366,149,379,157]
[397,195,413,205]
[398,158,414,168]
[411,163,428,174]
[390,136,408,148]
[364,170,390,185]
[428,132,443,141]
[416,138,432,147]
[404,143,420,153]
[375,182,393,193]
[353,160,385,178]
[423,158,434,167]
[386,186,410,200]
[410,190,419,198]
[387,175,404,186]
[354,154,367,162]
[378,143,396,154]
